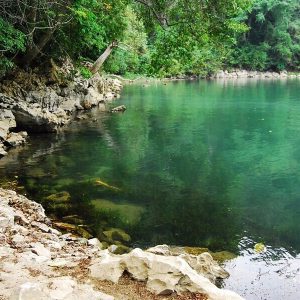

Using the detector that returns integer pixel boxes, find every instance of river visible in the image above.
[0,78,299,299]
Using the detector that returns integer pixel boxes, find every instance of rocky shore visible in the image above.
[0,67,122,158]
[211,69,300,79]
[0,188,244,300]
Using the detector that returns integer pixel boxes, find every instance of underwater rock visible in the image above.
[108,244,130,255]
[45,191,71,203]
[53,222,92,239]
[103,227,131,244]
[76,226,93,239]
[62,215,85,225]
[53,222,77,231]
[184,247,237,263]
[91,199,144,225]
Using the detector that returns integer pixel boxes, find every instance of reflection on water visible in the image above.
[223,237,300,300]
[0,78,300,299]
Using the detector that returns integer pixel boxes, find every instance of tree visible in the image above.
[230,0,300,71]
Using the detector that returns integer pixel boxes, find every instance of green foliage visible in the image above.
[229,42,270,70]
[230,0,300,71]
[104,6,150,75]
[0,17,25,75]
[78,66,92,79]
[55,0,128,61]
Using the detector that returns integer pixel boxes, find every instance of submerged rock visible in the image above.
[53,222,92,239]
[110,105,126,113]
[103,227,131,244]
[45,191,71,202]
[91,199,144,225]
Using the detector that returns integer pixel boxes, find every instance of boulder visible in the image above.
[89,248,244,300]
[111,105,126,113]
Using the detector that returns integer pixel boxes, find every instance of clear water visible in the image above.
[0,78,299,299]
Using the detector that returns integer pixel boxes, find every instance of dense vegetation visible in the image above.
[0,0,299,78]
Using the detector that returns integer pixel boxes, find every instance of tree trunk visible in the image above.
[90,41,118,74]
[21,28,55,67]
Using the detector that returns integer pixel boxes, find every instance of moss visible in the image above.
[184,247,210,256]
[211,251,237,262]
[184,247,236,262]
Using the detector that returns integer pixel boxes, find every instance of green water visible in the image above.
[1,79,300,299]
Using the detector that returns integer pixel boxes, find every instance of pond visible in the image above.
[0,78,299,299]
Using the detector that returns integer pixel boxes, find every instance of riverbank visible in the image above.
[0,188,244,300]
[0,67,123,158]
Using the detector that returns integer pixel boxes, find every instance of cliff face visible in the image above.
[0,188,243,300]
[0,68,123,158]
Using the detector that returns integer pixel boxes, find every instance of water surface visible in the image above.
[1,78,299,299]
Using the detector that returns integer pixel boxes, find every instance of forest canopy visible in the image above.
[0,0,299,77]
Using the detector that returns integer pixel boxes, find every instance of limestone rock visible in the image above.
[11,278,114,300]
[89,248,244,300]
[30,242,51,259]
[89,250,125,283]
[88,238,103,249]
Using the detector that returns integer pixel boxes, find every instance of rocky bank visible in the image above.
[211,69,300,79]
[0,188,244,300]
[0,66,123,158]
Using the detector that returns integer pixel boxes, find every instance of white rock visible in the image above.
[10,282,48,300]
[88,238,103,249]
[48,258,78,268]
[48,277,76,299]
[12,233,26,246]
[0,246,14,258]
[89,250,125,283]
[0,206,15,231]
[89,248,244,300]
[31,221,50,233]
[30,242,51,258]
